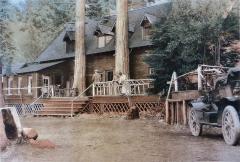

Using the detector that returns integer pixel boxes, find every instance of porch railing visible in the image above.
[92,79,154,96]
[3,86,73,98]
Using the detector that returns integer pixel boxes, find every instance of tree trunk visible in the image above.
[115,0,129,77]
[0,60,4,107]
[73,0,86,94]
[223,0,237,18]
[0,77,5,107]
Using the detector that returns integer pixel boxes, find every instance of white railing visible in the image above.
[92,79,154,96]
[3,86,73,98]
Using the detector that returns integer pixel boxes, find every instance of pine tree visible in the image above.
[0,0,15,106]
[86,0,104,19]
[145,0,240,93]
[15,0,74,61]
[0,0,15,59]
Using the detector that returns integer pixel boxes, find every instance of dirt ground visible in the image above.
[1,115,240,162]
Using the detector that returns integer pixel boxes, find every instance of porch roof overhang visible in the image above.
[16,61,64,74]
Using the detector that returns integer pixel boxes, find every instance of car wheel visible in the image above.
[189,109,202,136]
[222,106,240,146]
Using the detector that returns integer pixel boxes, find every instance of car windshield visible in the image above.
[230,80,240,96]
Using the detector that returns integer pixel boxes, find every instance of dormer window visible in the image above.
[66,40,75,53]
[142,26,152,40]
[63,31,75,54]
[140,14,157,40]
[98,35,113,48]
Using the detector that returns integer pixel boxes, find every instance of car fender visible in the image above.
[189,101,209,111]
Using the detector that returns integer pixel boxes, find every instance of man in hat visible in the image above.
[92,70,101,83]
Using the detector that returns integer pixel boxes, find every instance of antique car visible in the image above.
[189,68,240,145]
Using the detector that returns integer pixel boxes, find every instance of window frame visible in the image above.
[28,76,33,95]
[18,77,22,95]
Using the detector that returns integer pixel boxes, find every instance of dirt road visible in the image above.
[1,116,240,162]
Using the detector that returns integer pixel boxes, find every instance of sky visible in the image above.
[10,0,25,4]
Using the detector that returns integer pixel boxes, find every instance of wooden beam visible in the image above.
[165,100,169,124]
[182,100,187,125]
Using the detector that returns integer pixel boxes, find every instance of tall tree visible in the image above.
[86,0,104,19]
[0,0,16,106]
[0,0,15,59]
[73,0,86,94]
[145,0,240,93]
[16,0,74,61]
[115,0,129,76]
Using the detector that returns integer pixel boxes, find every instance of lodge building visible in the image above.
[3,3,171,99]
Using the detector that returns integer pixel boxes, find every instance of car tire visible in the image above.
[189,109,202,136]
[222,106,240,146]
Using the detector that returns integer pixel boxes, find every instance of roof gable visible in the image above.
[140,13,158,26]
[34,2,172,63]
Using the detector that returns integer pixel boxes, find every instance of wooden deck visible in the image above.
[89,96,164,114]
[5,95,164,117]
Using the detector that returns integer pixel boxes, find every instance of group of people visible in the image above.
[92,70,127,83]
[92,70,129,95]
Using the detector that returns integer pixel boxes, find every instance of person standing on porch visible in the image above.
[113,74,120,95]
[118,72,128,95]
[92,70,101,96]
[92,70,101,83]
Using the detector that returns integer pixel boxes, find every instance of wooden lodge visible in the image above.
[1,3,171,117]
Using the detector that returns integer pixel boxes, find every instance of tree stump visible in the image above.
[126,106,140,120]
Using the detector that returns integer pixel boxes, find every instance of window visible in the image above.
[98,35,112,48]
[28,76,33,95]
[7,77,13,95]
[55,74,62,86]
[18,77,22,95]
[66,40,75,53]
[149,67,156,75]
[98,36,105,48]
[105,70,113,81]
[43,76,50,87]
[142,27,152,40]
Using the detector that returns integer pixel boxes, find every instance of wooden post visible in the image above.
[182,100,187,125]
[171,103,174,125]
[73,0,86,94]
[173,71,178,92]
[92,83,95,96]
[176,101,179,125]
[166,100,169,123]
[197,66,202,90]
[115,0,129,77]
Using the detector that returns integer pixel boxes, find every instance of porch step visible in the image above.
[35,113,73,117]
[35,97,89,117]
[37,110,79,114]
[38,108,81,111]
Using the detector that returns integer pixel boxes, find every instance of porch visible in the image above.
[4,79,163,117]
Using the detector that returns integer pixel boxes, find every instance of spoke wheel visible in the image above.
[189,109,202,136]
[222,106,240,146]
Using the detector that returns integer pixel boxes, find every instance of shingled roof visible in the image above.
[34,2,172,63]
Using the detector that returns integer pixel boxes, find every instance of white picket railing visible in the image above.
[3,86,73,98]
[92,79,154,96]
